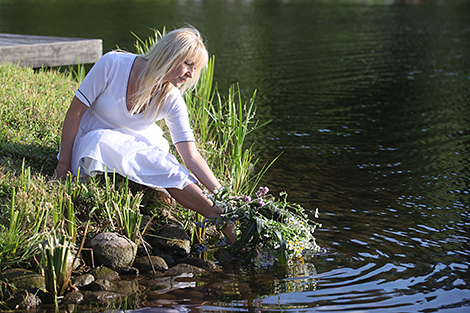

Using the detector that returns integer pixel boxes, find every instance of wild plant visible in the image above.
[0,164,49,270]
[132,27,166,55]
[66,59,86,83]
[53,172,81,244]
[101,171,144,242]
[0,188,43,270]
[39,230,74,309]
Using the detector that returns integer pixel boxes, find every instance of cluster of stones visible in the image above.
[0,222,233,311]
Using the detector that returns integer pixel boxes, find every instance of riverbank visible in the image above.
[0,48,320,310]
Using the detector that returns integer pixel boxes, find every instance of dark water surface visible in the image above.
[2,0,470,312]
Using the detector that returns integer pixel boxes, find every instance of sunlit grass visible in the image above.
[0,62,78,174]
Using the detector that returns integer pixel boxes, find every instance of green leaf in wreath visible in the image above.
[234,221,256,252]
[275,230,288,265]
[255,217,264,235]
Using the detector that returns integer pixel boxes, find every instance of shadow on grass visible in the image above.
[0,141,58,176]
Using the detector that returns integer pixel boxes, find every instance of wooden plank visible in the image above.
[0,33,102,68]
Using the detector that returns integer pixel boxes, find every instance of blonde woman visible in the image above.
[53,27,235,244]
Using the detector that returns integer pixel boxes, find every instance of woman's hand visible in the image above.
[51,162,72,181]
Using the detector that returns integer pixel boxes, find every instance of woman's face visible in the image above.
[164,61,195,87]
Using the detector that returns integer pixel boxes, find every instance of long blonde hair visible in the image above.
[129,27,209,119]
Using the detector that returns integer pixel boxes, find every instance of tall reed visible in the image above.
[102,171,144,242]
[184,63,272,195]
[39,230,74,309]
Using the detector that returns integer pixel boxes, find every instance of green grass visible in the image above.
[0,63,78,174]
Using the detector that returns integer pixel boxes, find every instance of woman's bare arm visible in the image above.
[52,96,88,180]
[175,141,222,192]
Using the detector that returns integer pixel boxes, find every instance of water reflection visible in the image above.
[1,0,470,312]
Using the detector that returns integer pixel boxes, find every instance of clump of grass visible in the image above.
[101,172,144,243]
[0,163,58,271]
[184,59,272,196]
[39,230,74,309]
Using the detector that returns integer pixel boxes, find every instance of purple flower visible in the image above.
[256,186,270,197]
[257,198,265,207]
[245,196,252,203]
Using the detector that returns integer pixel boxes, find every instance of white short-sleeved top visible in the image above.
[75,51,195,144]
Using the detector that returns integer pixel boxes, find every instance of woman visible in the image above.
[52,27,235,244]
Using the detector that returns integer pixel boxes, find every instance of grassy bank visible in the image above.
[0,64,77,270]
[0,53,268,270]
[0,32,320,308]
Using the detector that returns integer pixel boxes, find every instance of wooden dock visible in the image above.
[0,33,102,68]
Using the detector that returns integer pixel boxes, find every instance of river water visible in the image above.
[1,0,469,312]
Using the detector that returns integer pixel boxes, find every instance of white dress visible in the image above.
[66,51,197,190]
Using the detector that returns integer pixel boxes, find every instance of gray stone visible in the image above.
[156,253,174,267]
[118,267,139,276]
[62,291,84,304]
[82,290,122,304]
[114,280,139,296]
[133,256,168,273]
[153,224,191,256]
[88,279,139,296]
[6,290,41,310]
[71,274,94,288]
[90,266,119,281]
[0,268,45,290]
[214,248,234,265]
[90,279,113,291]
[165,263,206,276]
[90,232,136,269]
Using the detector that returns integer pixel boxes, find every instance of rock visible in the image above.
[0,268,45,291]
[140,215,153,228]
[89,232,136,269]
[89,279,138,296]
[165,264,206,276]
[191,243,208,255]
[144,275,196,296]
[6,290,41,310]
[90,279,113,291]
[154,206,181,224]
[155,252,174,267]
[90,266,119,281]
[117,267,139,276]
[176,257,217,272]
[62,291,84,304]
[214,248,234,265]
[133,256,168,273]
[72,274,94,288]
[153,224,191,256]
[82,290,122,304]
